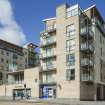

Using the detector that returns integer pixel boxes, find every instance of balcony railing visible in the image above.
[81,74,94,82]
[81,27,94,38]
[42,64,56,72]
[81,43,94,52]
[8,81,24,85]
[40,52,56,59]
[46,25,56,32]
[41,25,56,35]
[8,69,24,74]
[40,37,56,47]
[39,80,56,85]
[81,58,94,67]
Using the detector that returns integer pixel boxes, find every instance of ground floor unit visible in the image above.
[0,67,105,100]
[0,82,105,101]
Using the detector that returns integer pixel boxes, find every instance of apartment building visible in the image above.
[0,39,40,98]
[40,3,105,100]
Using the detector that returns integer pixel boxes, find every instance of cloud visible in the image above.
[0,0,27,46]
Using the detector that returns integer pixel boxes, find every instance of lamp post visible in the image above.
[24,83,27,99]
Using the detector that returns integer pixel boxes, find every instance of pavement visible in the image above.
[0,97,105,105]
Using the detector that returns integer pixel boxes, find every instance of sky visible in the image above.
[0,0,105,47]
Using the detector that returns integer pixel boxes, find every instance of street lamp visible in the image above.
[24,83,27,99]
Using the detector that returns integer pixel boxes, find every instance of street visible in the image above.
[1,100,105,105]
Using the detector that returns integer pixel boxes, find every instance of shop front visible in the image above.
[13,88,31,98]
[40,85,56,99]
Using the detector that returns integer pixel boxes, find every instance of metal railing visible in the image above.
[81,27,94,38]
[40,37,56,47]
[81,58,94,67]
[40,51,56,59]
[81,74,94,81]
[81,43,94,52]
[40,25,56,34]
[42,64,56,71]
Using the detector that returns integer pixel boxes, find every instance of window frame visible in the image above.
[66,69,75,81]
[66,53,75,66]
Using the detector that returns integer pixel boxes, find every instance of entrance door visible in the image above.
[48,88,53,98]
[41,86,56,99]
[97,86,101,100]
[103,86,105,100]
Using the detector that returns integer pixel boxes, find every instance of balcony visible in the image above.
[39,80,56,85]
[41,64,56,72]
[81,74,94,82]
[81,43,94,53]
[81,58,94,67]
[40,37,56,48]
[40,52,56,60]
[41,25,56,34]
[81,27,94,39]
[7,69,24,75]
[8,80,24,85]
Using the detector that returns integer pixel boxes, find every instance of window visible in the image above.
[66,24,75,38]
[67,8,78,17]
[25,65,27,68]
[6,52,9,56]
[46,73,53,82]
[66,53,75,66]
[66,69,75,80]
[66,39,75,51]
[1,58,4,62]
[46,59,53,69]
[6,60,8,63]
[13,54,18,59]
[46,48,53,56]
[1,50,4,55]
[47,26,53,31]
[46,36,54,44]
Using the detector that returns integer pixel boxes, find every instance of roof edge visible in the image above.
[42,17,56,22]
[83,4,96,12]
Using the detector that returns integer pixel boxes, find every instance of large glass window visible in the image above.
[67,8,78,17]
[46,59,53,69]
[46,73,53,82]
[46,48,53,56]
[66,69,75,80]
[66,53,75,66]
[66,39,75,51]
[46,36,54,44]
[66,24,76,38]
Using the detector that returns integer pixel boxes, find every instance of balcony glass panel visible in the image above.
[81,43,94,52]
[81,58,94,67]
[81,74,94,81]
[41,36,56,46]
[81,27,94,37]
